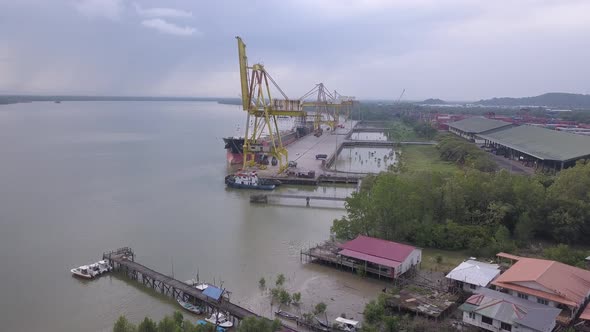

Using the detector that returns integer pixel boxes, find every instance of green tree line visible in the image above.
[332,160,590,257]
[113,311,281,332]
[437,134,497,172]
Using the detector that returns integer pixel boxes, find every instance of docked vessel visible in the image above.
[97,260,112,274]
[88,263,101,277]
[71,265,94,279]
[223,126,309,165]
[205,312,234,328]
[225,171,276,190]
[177,298,204,314]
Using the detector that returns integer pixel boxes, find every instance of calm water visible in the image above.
[331,147,396,173]
[0,101,382,332]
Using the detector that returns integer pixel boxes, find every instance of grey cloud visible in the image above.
[0,0,589,99]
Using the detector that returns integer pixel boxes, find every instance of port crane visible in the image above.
[236,36,305,172]
[333,90,356,122]
[300,83,336,131]
[299,83,355,132]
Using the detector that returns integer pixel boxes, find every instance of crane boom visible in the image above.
[236,37,250,111]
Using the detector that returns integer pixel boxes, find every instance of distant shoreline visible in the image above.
[0,95,242,106]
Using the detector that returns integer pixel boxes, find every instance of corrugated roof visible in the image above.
[478,125,590,161]
[581,303,590,321]
[340,235,416,263]
[448,117,513,134]
[461,288,560,331]
[445,260,501,286]
[339,248,401,268]
[492,257,590,307]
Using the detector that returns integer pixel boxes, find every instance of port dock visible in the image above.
[255,120,370,184]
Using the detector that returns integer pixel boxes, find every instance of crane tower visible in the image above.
[236,36,305,173]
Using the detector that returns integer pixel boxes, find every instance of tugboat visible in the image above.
[225,171,277,190]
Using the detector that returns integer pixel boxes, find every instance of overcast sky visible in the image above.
[1,0,589,100]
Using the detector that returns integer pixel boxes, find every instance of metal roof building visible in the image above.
[446,260,501,292]
[479,125,590,170]
[339,235,422,278]
[448,117,515,142]
[459,288,561,332]
[492,255,590,325]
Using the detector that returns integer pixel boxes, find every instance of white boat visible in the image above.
[177,298,204,314]
[205,312,233,328]
[185,279,209,291]
[71,265,94,279]
[97,260,112,274]
[333,317,360,331]
[88,263,101,277]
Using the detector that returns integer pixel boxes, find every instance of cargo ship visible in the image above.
[223,125,312,165]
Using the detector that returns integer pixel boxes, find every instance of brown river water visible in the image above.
[0,101,385,331]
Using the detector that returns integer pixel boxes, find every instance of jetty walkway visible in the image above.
[103,248,263,324]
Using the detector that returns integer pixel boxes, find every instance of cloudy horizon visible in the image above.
[1,0,589,100]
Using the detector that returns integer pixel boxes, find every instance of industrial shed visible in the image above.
[448,117,515,143]
[478,125,590,171]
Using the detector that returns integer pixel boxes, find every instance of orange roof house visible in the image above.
[492,255,590,324]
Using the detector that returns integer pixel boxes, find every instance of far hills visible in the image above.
[476,93,590,109]
[420,93,590,109]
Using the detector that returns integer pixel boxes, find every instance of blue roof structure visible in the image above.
[203,286,224,301]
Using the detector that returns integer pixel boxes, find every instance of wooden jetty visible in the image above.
[250,193,347,206]
[102,248,260,325]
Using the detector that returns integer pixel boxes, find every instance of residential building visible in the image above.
[493,254,590,325]
[338,235,422,278]
[460,288,561,332]
[446,260,501,293]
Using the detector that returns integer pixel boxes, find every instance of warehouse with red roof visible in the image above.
[338,235,422,278]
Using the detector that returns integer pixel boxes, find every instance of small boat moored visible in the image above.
[176,298,204,315]
[88,263,101,277]
[333,317,360,331]
[205,312,234,328]
[197,320,225,332]
[97,260,112,274]
[71,265,94,279]
[184,279,209,291]
[275,310,299,321]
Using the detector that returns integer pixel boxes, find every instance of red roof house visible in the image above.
[338,236,421,278]
[492,255,590,325]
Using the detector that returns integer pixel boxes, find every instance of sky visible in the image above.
[1,0,590,101]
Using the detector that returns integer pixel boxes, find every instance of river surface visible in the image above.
[0,101,383,332]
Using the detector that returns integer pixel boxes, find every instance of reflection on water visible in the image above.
[331,147,396,173]
[350,131,388,141]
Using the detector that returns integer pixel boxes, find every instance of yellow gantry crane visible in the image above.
[300,84,356,131]
[333,90,357,121]
[300,83,338,131]
[236,36,305,173]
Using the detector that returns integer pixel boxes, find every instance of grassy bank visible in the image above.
[421,248,467,272]
[399,145,458,173]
